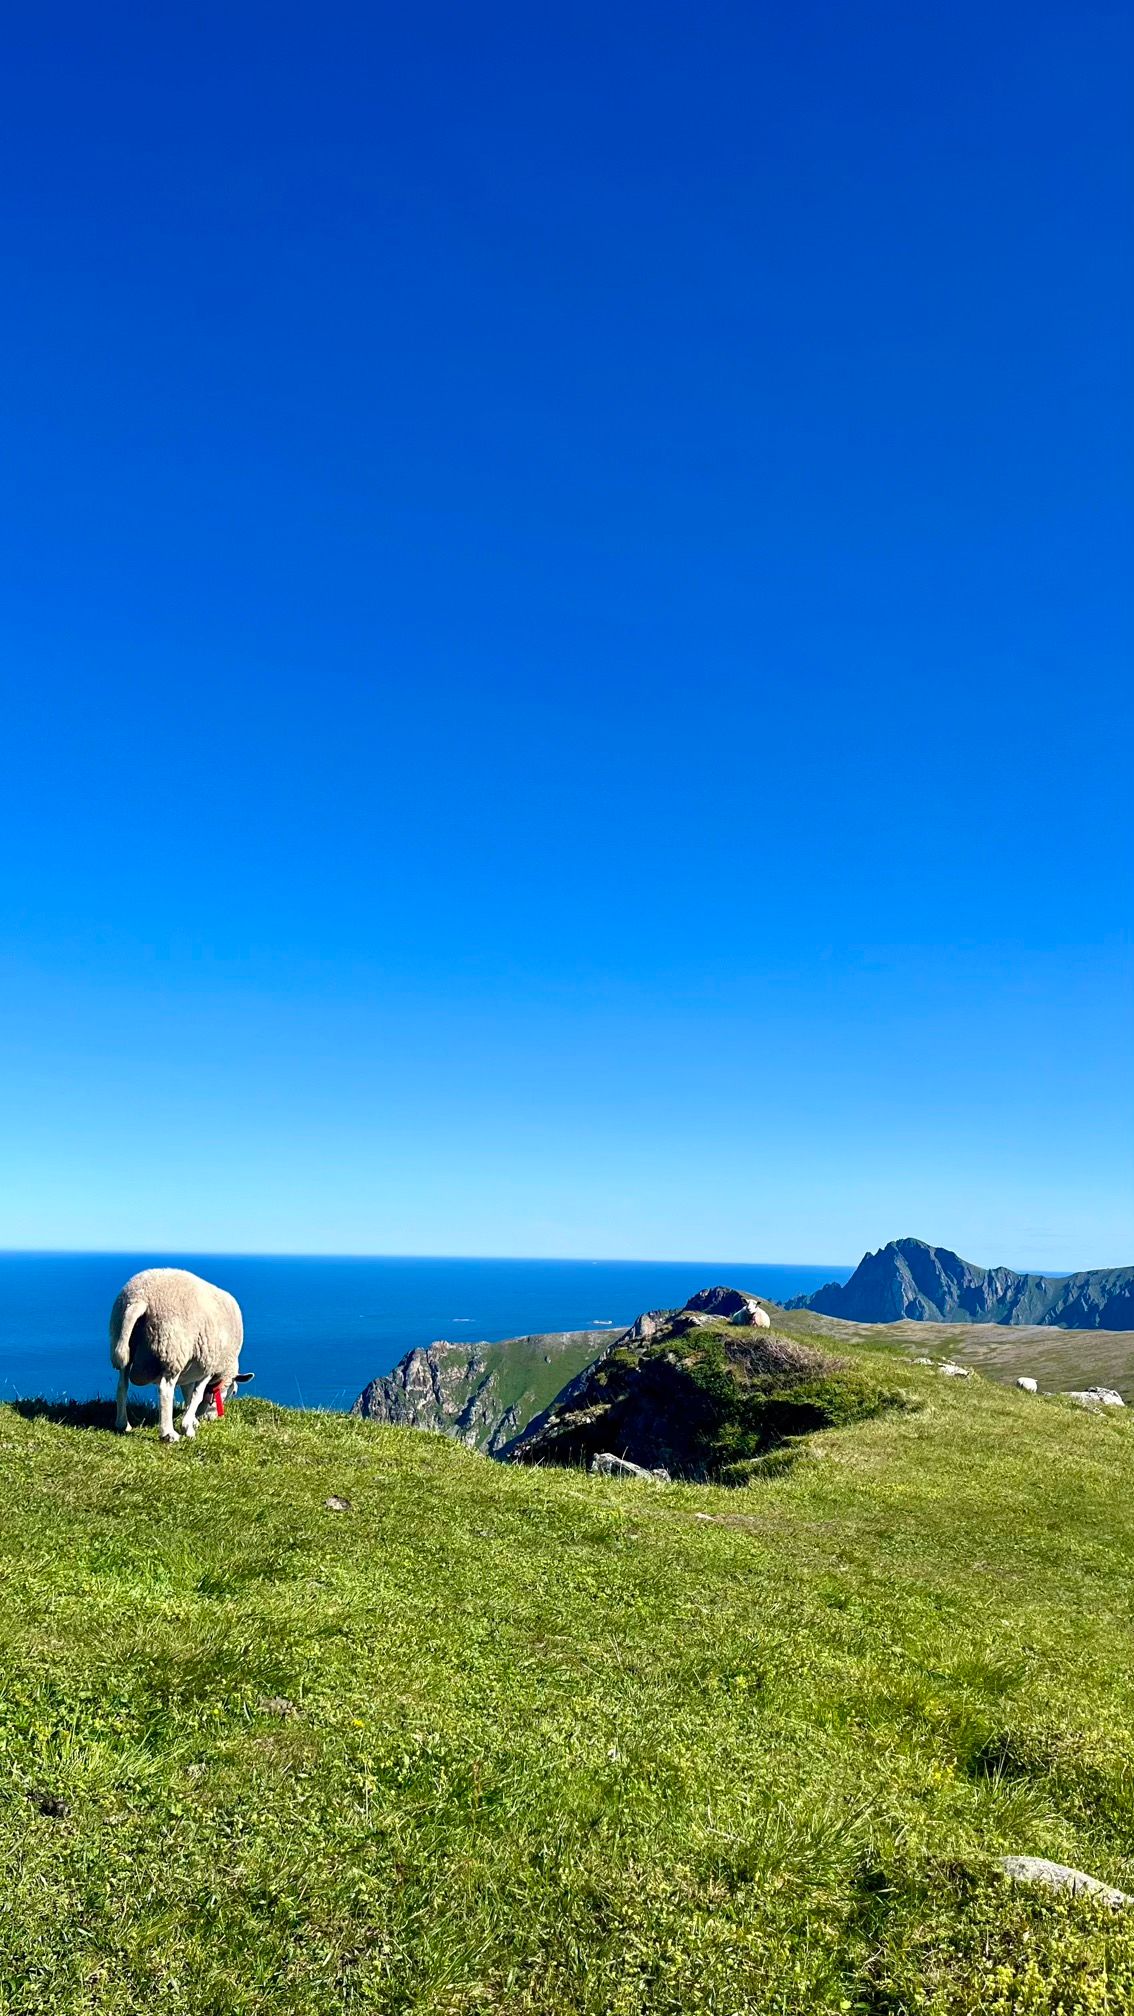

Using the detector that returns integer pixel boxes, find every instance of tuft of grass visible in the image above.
[1,1348,1134,2011]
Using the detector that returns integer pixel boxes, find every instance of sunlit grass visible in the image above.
[1,1349,1133,2011]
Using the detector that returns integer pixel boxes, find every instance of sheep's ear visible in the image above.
[233,1371,254,1384]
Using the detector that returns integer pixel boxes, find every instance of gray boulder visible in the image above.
[590,1452,670,1483]
[1065,1387,1125,1409]
[999,1856,1131,1907]
[621,1308,673,1343]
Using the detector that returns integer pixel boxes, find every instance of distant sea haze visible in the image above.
[0,1254,851,1412]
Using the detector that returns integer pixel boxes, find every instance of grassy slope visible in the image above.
[2,1347,1134,2014]
[772,1304,1134,1400]
[471,1332,610,1436]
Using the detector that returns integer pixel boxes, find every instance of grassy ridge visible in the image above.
[2,1344,1134,2013]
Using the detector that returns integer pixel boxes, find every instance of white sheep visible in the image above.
[109,1267,252,1441]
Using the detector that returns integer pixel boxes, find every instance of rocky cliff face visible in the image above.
[788,1239,1134,1329]
[352,1331,611,1453]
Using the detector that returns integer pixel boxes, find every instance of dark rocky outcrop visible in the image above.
[353,1284,913,1477]
[684,1285,773,1328]
[507,1304,906,1482]
[788,1239,1134,1330]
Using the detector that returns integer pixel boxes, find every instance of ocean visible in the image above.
[0,1252,850,1413]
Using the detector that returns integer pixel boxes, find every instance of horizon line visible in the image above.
[0,1246,854,1269]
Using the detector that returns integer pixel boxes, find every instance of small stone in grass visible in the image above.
[325,1495,352,1512]
[590,1452,670,1483]
[29,1791,70,1819]
[260,1696,298,1718]
[999,1856,1132,1907]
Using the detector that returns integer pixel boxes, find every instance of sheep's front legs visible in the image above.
[116,1368,132,1434]
[158,1376,180,1443]
[181,1377,209,1439]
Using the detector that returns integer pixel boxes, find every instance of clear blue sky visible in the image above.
[1,2,1130,1267]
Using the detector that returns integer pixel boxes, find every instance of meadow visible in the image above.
[1,1337,1133,2013]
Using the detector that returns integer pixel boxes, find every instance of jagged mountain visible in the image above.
[787,1238,1134,1329]
[351,1330,611,1453]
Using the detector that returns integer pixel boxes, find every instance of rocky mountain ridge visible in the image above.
[788,1238,1134,1328]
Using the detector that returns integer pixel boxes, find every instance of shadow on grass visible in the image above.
[2,1396,158,1432]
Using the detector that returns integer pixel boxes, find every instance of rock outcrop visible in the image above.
[508,1300,905,1482]
[352,1288,782,1458]
[788,1238,1134,1330]
[684,1286,773,1328]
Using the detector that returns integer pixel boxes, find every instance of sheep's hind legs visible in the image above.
[115,1368,132,1434]
[158,1377,180,1443]
[181,1377,209,1439]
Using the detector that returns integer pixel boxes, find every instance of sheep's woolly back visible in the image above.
[109,1267,244,1384]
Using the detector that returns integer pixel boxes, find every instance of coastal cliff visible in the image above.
[352,1330,611,1452]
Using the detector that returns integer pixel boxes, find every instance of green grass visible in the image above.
[469,1331,607,1432]
[2,1342,1134,2013]
[771,1306,1134,1401]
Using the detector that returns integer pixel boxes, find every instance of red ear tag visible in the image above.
[214,1388,224,1417]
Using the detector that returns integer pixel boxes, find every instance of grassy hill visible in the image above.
[3,1340,1134,2014]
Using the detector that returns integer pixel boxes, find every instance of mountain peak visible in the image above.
[787,1241,1133,1329]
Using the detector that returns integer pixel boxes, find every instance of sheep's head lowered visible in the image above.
[200,1370,255,1421]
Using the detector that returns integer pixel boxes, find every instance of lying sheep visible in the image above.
[109,1267,252,1441]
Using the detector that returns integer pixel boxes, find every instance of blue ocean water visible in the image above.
[0,1253,850,1413]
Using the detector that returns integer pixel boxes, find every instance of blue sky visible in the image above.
[1,2,1130,1266]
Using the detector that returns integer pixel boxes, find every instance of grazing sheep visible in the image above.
[109,1267,252,1441]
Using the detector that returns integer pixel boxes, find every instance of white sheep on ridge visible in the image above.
[109,1267,252,1441]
